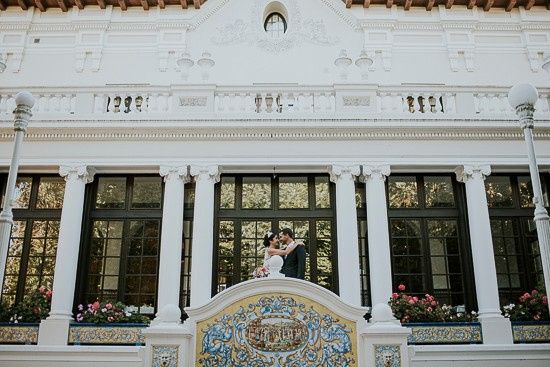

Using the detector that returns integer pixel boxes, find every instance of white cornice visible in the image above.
[0,123,549,141]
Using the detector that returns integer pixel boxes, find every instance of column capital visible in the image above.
[159,166,190,183]
[59,165,95,184]
[190,165,220,183]
[455,164,491,183]
[329,164,360,183]
[360,164,391,182]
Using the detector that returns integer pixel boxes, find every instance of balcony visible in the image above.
[0,85,549,122]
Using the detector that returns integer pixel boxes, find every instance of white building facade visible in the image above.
[1,0,550,366]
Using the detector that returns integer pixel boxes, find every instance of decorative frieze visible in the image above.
[68,324,146,345]
[512,322,550,343]
[180,96,208,107]
[343,96,371,107]
[0,324,39,344]
[405,323,483,344]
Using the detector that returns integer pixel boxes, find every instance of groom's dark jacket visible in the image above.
[281,243,306,279]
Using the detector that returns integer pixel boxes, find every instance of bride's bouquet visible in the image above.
[252,266,269,278]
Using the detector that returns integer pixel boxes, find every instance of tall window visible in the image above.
[0,175,65,306]
[264,13,287,38]
[485,174,549,305]
[214,175,337,295]
[79,176,164,315]
[386,175,473,307]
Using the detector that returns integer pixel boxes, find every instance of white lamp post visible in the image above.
[0,92,35,293]
[508,83,550,315]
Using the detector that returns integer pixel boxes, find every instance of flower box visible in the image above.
[404,322,482,345]
[68,323,147,345]
[512,321,550,344]
[0,323,39,344]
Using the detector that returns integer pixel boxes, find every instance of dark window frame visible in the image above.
[0,174,64,305]
[486,173,550,304]
[212,174,338,296]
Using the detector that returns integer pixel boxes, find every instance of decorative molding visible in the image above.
[343,96,371,107]
[180,96,208,107]
[329,164,361,182]
[59,164,96,184]
[361,165,391,182]
[455,164,492,183]
[405,323,483,344]
[68,324,146,345]
[211,0,339,53]
[190,164,220,183]
[159,165,190,183]
[1,124,550,142]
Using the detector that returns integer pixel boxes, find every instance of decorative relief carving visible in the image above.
[342,96,370,107]
[152,345,179,367]
[180,96,208,107]
[211,0,338,53]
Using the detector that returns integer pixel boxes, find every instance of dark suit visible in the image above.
[281,243,306,279]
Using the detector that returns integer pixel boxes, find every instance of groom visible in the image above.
[279,228,306,280]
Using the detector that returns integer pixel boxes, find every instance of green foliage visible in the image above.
[502,290,549,321]
[76,300,150,324]
[389,284,477,323]
[9,287,52,323]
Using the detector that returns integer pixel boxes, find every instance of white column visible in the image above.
[155,166,189,323]
[189,165,219,307]
[361,165,393,306]
[456,165,512,344]
[329,165,361,306]
[38,165,95,346]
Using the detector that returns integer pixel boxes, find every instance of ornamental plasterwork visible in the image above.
[180,96,208,107]
[211,0,338,53]
[343,96,370,107]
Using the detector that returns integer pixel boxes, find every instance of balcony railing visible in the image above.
[0,85,549,120]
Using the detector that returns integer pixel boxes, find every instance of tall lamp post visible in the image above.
[0,92,35,292]
[508,84,550,315]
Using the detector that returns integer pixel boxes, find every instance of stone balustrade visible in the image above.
[0,86,549,120]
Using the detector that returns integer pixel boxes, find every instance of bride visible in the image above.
[262,231,298,266]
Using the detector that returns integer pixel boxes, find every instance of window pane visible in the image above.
[388,176,418,208]
[220,177,235,209]
[96,177,127,209]
[131,177,162,209]
[355,182,365,209]
[36,177,65,209]
[315,177,331,208]
[279,177,309,209]
[424,176,455,208]
[12,177,32,209]
[242,177,271,209]
[485,176,513,208]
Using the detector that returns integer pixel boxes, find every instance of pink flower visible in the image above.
[408,299,415,304]
[531,290,538,296]
[106,303,113,310]
[398,284,406,292]
[391,293,399,300]
[543,296,548,305]
[523,292,531,299]
[39,286,46,294]
[92,301,100,310]
[46,290,52,300]
[107,316,114,322]
[412,297,419,302]
[427,307,433,312]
